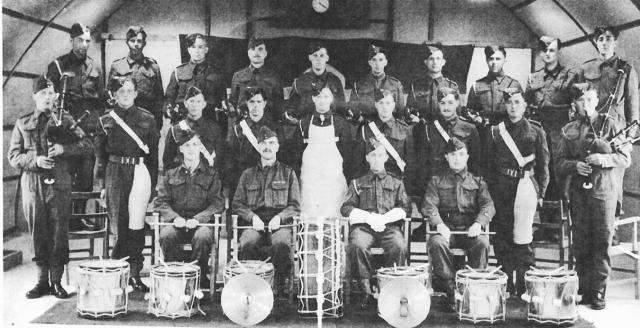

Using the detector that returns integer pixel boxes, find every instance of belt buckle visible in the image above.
[516,167,524,178]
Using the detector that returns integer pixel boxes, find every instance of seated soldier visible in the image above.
[421,137,495,309]
[163,86,225,171]
[232,126,301,296]
[154,130,225,288]
[341,139,411,309]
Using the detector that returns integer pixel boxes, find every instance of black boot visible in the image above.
[26,282,50,299]
[591,286,606,310]
[50,281,68,299]
[129,276,149,292]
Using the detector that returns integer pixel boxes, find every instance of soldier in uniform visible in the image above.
[407,44,459,123]
[348,45,406,121]
[108,26,164,130]
[414,87,480,196]
[579,26,639,244]
[342,139,412,309]
[467,46,522,127]
[95,76,160,292]
[8,76,94,299]
[421,137,494,309]
[232,126,301,296]
[46,23,103,229]
[225,87,285,206]
[285,42,346,121]
[525,36,579,201]
[556,83,631,310]
[165,33,227,131]
[229,37,284,123]
[484,90,549,297]
[352,89,417,197]
[155,130,225,288]
[163,86,225,171]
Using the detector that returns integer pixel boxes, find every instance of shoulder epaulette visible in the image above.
[528,118,542,128]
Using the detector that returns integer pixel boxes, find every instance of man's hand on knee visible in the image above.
[252,215,265,231]
[173,217,186,228]
[437,223,451,241]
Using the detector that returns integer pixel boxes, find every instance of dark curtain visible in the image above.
[179,35,474,92]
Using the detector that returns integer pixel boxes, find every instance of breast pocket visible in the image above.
[246,183,262,207]
[136,69,156,94]
[269,180,289,207]
[20,127,38,150]
[168,177,187,208]
[83,69,101,96]
[358,184,376,211]
[381,185,397,210]
[458,183,478,213]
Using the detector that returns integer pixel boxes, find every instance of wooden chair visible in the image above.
[150,212,223,302]
[532,200,573,268]
[229,214,299,304]
[66,191,110,285]
[609,216,640,299]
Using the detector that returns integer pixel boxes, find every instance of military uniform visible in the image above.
[407,75,458,121]
[154,161,224,270]
[467,73,523,125]
[349,73,406,120]
[8,110,93,287]
[414,116,480,195]
[525,65,579,200]
[421,167,494,295]
[230,65,284,122]
[341,170,412,281]
[225,117,285,197]
[165,61,227,127]
[95,105,159,277]
[556,115,630,302]
[46,51,104,198]
[286,71,346,119]
[484,118,549,294]
[108,56,164,129]
[232,161,301,279]
[353,118,417,196]
[163,116,226,171]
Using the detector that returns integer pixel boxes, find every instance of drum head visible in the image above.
[378,277,430,328]
[378,265,430,277]
[78,259,129,270]
[221,274,273,326]
[457,269,506,280]
[153,262,199,275]
[227,261,274,275]
[526,268,576,278]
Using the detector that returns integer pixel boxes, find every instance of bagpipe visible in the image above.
[43,73,90,184]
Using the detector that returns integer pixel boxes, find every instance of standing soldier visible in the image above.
[163,86,225,171]
[285,42,346,122]
[414,87,480,197]
[225,87,284,207]
[46,23,103,230]
[556,83,631,310]
[421,138,494,310]
[232,126,300,296]
[165,33,227,131]
[352,89,416,197]
[96,76,159,292]
[525,36,579,241]
[484,90,549,298]
[108,26,164,130]
[229,37,284,123]
[407,44,459,123]
[342,139,412,309]
[349,45,406,122]
[579,26,639,244]
[8,76,93,299]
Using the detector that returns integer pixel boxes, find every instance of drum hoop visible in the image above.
[78,260,130,271]
[527,314,578,325]
[151,262,199,276]
[77,307,128,318]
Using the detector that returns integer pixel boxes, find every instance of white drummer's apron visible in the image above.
[300,115,348,219]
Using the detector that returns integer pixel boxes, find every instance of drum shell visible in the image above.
[148,262,200,318]
[376,265,432,295]
[455,269,507,324]
[76,260,130,318]
[524,269,578,324]
[223,261,274,286]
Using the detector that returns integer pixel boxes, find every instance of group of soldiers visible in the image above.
[8,21,638,314]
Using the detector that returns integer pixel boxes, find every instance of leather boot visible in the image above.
[50,281,68,299]
[26,282,50,299]
[591,286,606,310]
[359,279,375,309]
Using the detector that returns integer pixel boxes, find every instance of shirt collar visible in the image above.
[602,54,619,67]
[446,167,468,180]
[488,70,506,81]
[127,54,147,66]
[544,63,564,78]
[180,160,205,175]
[258,160,279,171]
[371,169,388,180]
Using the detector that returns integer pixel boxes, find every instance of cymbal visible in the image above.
[378,277,430,328]
[221,273,273,326]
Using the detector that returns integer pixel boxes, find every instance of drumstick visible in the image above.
[488,265,503,275]
[395,263,430,275]
[465,265,477,272]
[120,256,130,262]
[234,258,248,273]
[187,260,198,266]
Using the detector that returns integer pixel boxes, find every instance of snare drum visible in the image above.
[297,217,345,319]
[455,269,507,324]
[224,260,274,286]
[147,262,204,319]
[521,268,578,325]
[377,265,433,296]
[77,259,131,318]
